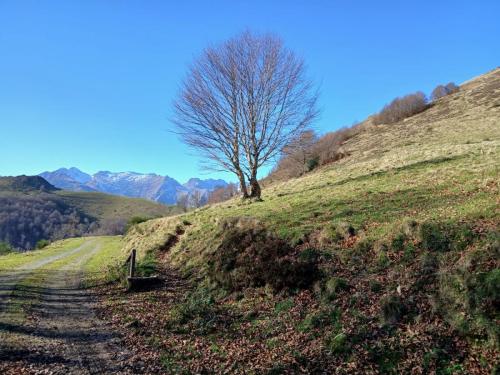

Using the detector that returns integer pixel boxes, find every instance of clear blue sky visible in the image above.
[1,1,498,182]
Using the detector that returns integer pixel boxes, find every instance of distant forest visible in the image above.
[0,194,99,250]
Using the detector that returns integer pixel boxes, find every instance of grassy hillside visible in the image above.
[56,190,178,223]
[106,69,499,374]
[125,68,499,265]
[0,177,179,249]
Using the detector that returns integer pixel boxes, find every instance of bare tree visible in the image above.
[176,193,189,213]
[208,183,239,204]
[373,92,428,125]
[445,82,459,94]
[190,190,204,208]
[281,130,318,175]
[173,31,319,199]
[431,82,459,101]
[431,85,448,101]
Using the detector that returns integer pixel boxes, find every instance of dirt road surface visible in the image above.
[0,239,143,374]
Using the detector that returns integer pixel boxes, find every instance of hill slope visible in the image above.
[110,68,500,373]
[0,176,178,249]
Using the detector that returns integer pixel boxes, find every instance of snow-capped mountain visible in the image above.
[39,168,95,192]
[39,168,228,205]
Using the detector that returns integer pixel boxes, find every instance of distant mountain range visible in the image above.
[39,168,228,205]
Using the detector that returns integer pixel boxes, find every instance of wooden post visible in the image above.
[126,248,161,291]
[129,249,136,278]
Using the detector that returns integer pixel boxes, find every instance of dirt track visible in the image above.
[0,240,142,374]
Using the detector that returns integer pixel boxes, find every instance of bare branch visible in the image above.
[172,31,319,199]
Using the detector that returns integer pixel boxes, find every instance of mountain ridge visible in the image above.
[0,175,59,193]
[39,168,228,205]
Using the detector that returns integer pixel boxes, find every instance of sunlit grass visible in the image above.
[0,236,125,322]
[0,237,87,271]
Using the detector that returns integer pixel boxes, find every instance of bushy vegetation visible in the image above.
[436,234,500,347]
[0,241,13,254]
[208,218,319,292]
[167,286,222,335]
[268,79,464,182]
[268,123,362,182]
[125,216,151,232]
[380,294,406,325]
[431,82,459,101]
[373,91,428,125]
[35,239,50,249]
[312,125,360,165]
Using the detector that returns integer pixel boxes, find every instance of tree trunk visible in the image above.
[237,171,249,198]
[249,177,261,199]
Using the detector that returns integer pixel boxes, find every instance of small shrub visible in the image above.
[419,222,450,252]
[274,298,294,314]
[207,183,239,204]
[401,218,419,237]
[319,221,356,246]
[325,277,349,299]
[298,308,341,333]
[325,332,349,354]
[445,82,459,93]
[402,242,416,262]
[35,239,50,249]
[266,124,362,182]
[391,233,406,252]
[313,125,360,166]
[298,248,321,263]
[0,241,13,254]
[380,294,406,325]
[370,280,383,293]
[168,286,220,334]
[306,156,319,172]
[126,216,151,232]
[376,252,391,270]
[373,92,428,125]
